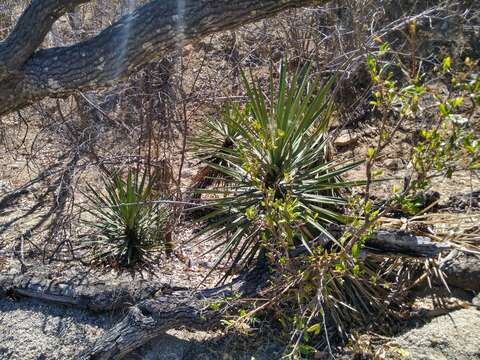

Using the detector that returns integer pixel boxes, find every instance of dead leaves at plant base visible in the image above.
[375,342,410,359]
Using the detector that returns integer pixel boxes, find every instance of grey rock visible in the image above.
[386,308,480,360]
[440,250,480,292]
[473,293,480,307]
[334,130,358,147]
[385,158,403,170]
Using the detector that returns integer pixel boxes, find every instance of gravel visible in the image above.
[128,330,284,360]
[0,295,282,360]
[0,297,112,360]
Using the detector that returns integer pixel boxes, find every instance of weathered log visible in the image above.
[0,229,464,360]
[0,228,464,360]
[76,230,464,360]
[77,262,270,360]
[308,226,454,258]
[0,273,177,312]
[364,230,453,257]
[0,258,268,359]
[0,229,453,312]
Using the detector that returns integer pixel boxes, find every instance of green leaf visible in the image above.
[306,323,321,335]
[351,243,360,258]
[367,54,377,73]
[82,168,170,272]
[438,103,449,117]
[367,147,375,158]
[298,344,317,355]
[442,56,452,72]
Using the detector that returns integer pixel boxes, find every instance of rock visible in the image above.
[440,250,480,292]
[385,158,403,170]
[271,50,283,62]
[0,180,8,192]
[473,294,480,307]
[414,190,441,211]
[334,131,358,147]
[444,190,480,210]
[384,308,480,360]
[329,118,342,129]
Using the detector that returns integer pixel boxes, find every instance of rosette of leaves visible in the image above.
[192,62,363,279]
[189,107,242,198]
[83,168,170,272]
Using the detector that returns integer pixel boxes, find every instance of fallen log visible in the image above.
[76,261,270,360]
[364,229,453,257]
[300,227,454,258]
[0,229,453,312]
[0,273,178,312]
[0,229,454,311]
[77,230,460,360]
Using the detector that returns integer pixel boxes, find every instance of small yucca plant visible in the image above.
[192,62,363,279]
[189,109,241,198]
[83,168,170,272]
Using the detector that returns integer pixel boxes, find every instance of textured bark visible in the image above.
[0,272,177,312]
[0,230,453,312]
[77,263,270,360]
[364,230,453,257]
[0,0,320,116]
[75,232,461,360]
[299,226,454,258]
[0,0,90,77]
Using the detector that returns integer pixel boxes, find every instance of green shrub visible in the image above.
[190,52,479,358]
[83,168,170,272]
[192,62,363,280]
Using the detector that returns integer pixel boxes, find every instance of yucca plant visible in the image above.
[83,168,170,272]
[192,62,364,279]
[189,108,242,199]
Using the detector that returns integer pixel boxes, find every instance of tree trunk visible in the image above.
[0,229,454,312]
[0,272,177,312]
[0,0,321,117]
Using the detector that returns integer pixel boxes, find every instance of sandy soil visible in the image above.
[0,297,110,360]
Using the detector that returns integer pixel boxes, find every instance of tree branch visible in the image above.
[0,0,320,116]
[0,0,90,80]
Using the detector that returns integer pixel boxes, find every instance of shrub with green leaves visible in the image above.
[191,52,478,358]
[83,169,170,272]
[367,49,479,215]
[192,62,363,279]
